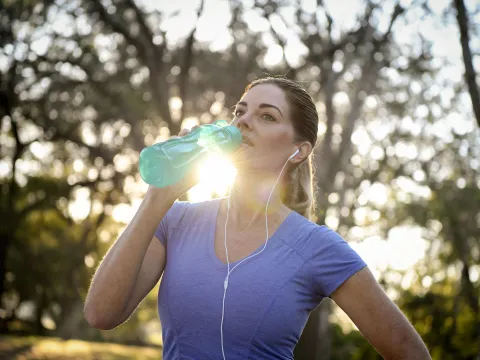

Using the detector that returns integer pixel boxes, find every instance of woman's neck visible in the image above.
[224,171,289,230]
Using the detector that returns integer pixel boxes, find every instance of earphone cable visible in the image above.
[220,155,292,360]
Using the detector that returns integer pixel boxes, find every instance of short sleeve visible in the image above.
[309,227,367,298]
[154,201,189,247]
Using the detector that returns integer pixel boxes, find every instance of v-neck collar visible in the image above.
[207,197,297,271]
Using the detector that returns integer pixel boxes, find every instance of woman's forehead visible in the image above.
[241,84,288,109]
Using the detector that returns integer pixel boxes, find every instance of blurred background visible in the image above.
[0,0,479,359]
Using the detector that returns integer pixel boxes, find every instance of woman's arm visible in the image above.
[84,127,198,330]
[83,187,175,330]
[330,267,431,360]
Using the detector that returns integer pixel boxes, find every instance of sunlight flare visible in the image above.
[189,152,237,200]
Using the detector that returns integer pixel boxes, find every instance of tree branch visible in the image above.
[179,0,205,121]
[124,0,155,45]
[330,4,405,183]
[91,0,143,54]
[5,60,20,216]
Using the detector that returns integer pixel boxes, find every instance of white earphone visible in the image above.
[289,148,300,161]
[220,147,300,360]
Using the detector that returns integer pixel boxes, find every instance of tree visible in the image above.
[0,0,271,339]
[2,0,479,357]
[0,0,144,335]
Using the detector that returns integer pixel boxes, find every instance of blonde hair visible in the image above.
[245,77,319,220]
[283,155,317,220]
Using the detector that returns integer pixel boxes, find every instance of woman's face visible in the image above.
[230,84,298,173]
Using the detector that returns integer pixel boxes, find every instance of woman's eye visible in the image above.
[262,114,276,122]
[233,109,244,117]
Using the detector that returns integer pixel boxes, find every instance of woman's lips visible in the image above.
[241,136,254,146]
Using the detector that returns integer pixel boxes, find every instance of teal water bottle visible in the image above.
[139,120,242,188]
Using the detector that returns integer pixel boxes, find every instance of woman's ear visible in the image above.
[290,141,312,163]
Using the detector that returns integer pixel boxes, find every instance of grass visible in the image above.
[0,335,162,359]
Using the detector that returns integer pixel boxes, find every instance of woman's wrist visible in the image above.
[145,186,177,207]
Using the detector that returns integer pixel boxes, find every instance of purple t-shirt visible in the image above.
[155,198,367,360]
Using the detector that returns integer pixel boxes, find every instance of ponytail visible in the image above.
[282,155,316,220]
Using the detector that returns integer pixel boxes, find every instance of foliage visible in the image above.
[0,0,479,358]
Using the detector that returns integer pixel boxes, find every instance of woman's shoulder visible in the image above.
[174,196,222,210]
[169,197,221,220]
[284,213,350,260]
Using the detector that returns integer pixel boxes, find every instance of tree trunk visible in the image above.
[0,233,10,333]
[295,299,332,360]
[34,288,47,336]
[55,301,88,339]
[454,0,480,128]
[461,262,480,356]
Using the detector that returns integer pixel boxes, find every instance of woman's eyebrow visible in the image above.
[236,101,283,117]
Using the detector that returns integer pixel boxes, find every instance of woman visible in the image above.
[84,77,431,359]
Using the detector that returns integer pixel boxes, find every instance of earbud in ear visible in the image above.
[289,148,300,161]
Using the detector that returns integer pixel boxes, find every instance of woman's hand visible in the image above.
[147,126,201,202]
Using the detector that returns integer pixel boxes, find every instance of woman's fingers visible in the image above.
[178,128,190,137]
[169,128,189,140]
[169,125,201,141]
[175,125,200,138]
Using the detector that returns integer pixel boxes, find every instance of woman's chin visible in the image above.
[230,146,264,169]
[230,146,249,162]
[230,157,252,171]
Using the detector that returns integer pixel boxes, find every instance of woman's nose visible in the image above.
[233,112,252,130]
